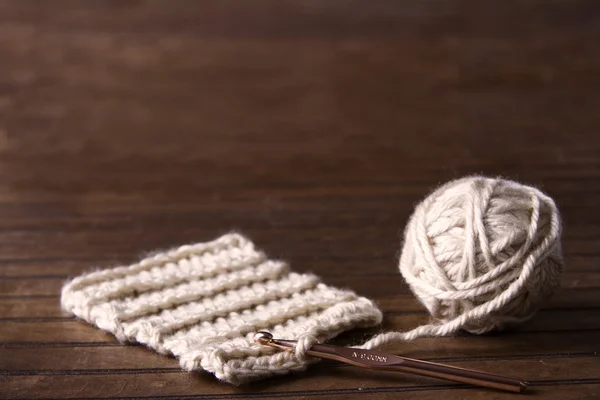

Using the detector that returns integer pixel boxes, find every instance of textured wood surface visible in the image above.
[1,0,600,398]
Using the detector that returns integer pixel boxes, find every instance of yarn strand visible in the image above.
[357,176,563,350]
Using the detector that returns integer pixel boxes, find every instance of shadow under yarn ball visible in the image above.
[400,176,564,335]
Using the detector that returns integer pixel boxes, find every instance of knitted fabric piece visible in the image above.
[61,233,383,384]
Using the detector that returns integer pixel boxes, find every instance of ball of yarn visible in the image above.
[399,176,563,336]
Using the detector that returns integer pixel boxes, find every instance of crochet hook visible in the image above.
[254,331,527,393]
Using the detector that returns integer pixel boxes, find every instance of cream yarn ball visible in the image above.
[360,176,563,350]
[401,176,563,335]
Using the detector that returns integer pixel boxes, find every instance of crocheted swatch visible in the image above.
[61,233,383,384]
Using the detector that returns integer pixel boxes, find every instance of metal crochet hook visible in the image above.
[254,331,527,393]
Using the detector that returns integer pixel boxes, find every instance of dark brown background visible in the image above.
[1,0,599,399]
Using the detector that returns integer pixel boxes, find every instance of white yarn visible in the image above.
[359,176,563,350]
[61,176,563,383]
[61,233,382,385]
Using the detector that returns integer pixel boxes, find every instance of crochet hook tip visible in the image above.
[254,331,274,345]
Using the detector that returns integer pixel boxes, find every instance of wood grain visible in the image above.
[1,0,599,398]
[3,357,600,399]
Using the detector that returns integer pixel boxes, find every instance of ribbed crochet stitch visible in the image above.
[61,233,383,384]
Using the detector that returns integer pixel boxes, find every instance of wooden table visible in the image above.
[1,1,599,399]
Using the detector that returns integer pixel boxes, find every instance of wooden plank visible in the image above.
[1,321,598,361]
[0,278,66,297]
[1,357,599,399]
[0,322,115,344]
[0,196,598,225]
[349,330,600,362]
[266,385,600,400]
[2,253,598,281]
[1,340,597,373]
[1,307,598,345]
[2,250,600,279]
[0,297,68,319]
[0,234,599,278]
[382,308,600,333]
[0,275,411,298]
[2,286,598,319]
[0,195,597,232]
[2,272,600,299]
[378,287,600,313]
[0,345,178,371]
